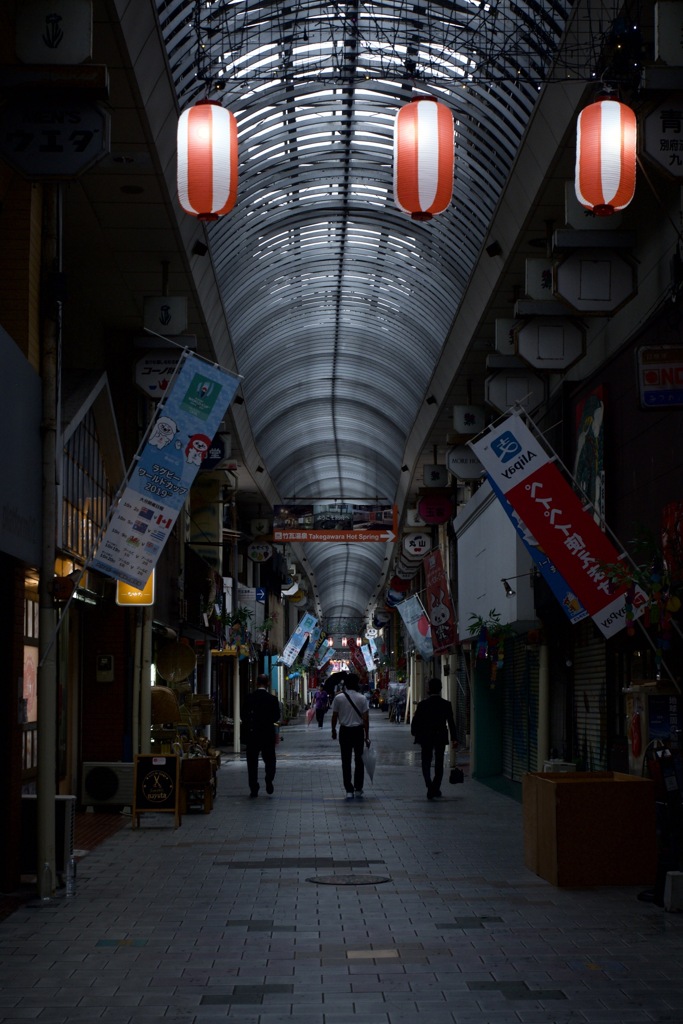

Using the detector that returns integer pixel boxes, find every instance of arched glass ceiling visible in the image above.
[154,0,579,623]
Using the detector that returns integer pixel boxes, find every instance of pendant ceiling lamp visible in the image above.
[394,96,454,221]
[575,97,636,217]
[177,100,238,220]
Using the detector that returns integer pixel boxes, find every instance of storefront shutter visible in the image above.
[502,637,539,782]
[572,620,607,770]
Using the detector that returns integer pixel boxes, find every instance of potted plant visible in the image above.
[467,609,515,681]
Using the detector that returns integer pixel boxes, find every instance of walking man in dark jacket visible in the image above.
[242,674,281,797]
[410,677,457,799]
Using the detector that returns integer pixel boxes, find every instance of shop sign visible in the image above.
[417,491,454,524]
[643,95,683,178]
[200,433,232,471]
[16,1,93,65]
[638,345,683,407]
[248,542,273,562]
[447,445,484,481]
[403,532,431,557]
[143,296,188,336]
[423,464,448,487]
[116,573,155,606]
[0,93,110,179]
[135,352,180,398]
[453,404,486,434]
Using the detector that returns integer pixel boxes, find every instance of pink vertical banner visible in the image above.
[424,549,457,653]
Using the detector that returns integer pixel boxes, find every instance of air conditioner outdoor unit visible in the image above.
[81,762,134,809]
[20,794,76,881]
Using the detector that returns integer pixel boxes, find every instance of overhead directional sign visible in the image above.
[272,502,397,543]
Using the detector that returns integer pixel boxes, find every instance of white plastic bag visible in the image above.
[362,742,377,782]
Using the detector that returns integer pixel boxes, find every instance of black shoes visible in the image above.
[266,780,274,794]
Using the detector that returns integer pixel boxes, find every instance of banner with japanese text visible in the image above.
[301,624,323,666]
[397,595,434,659]
[89,352,240,589]
[424,549,457,652]
[469,413,646,637]
[281,611,318,667]
[317,645,335,670]
[488,478,589,625]
[361,645,375,672]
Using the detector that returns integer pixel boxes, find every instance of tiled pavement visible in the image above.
[2,712,683,1023]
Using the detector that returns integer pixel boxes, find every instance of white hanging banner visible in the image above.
[280,612,318,667]
[88,351,240,589]
[361,645,375,672]
[397,595,434,659]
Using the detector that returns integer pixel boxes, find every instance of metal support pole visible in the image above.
[537,642,550,771]
[36,183,61,899]
[140,607,152,753]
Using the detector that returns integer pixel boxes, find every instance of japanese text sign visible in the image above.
[469,414,645,637]
[89,352,239,589]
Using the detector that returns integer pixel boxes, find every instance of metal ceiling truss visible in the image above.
[153,0,615,622]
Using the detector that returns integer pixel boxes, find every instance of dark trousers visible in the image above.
[246,736,276,794]
[315,707,326,727]
[420,741,446,793]
[339,724,365,792]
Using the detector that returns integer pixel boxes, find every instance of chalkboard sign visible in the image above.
[132,755,180,828]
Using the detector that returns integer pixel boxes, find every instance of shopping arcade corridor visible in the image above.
[3,712,683,1023]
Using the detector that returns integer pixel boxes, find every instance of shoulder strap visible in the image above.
[343,690,364,720]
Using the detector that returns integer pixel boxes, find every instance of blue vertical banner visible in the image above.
[317,645,335,670]
[281,612,318,667]
[301,624,322,666]
[89,352,240,589]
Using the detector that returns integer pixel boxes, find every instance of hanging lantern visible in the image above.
[393,96,454,221]
[575,98,636,217]
[177,100,237,220]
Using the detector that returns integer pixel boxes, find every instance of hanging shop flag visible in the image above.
[397,595,434,660]
[488,478,589,625]
[469,413,647,637]
[301,624,323,666]
[89,352,240,590]
[317,645,335,670]
[281,611,318,667]
[361,645,376,673]
[350,642,367,674]
[424,549,457,653]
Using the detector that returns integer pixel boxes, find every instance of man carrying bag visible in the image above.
[411,677,457,800]
[330,673,370,799]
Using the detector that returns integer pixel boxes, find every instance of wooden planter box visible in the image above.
[523,771,657,887]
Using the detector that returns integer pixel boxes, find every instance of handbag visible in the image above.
[449,765,464,785]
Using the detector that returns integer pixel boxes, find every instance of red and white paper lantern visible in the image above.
[575,98,636,217]
[393,97,454,221]
[177,100,238,220]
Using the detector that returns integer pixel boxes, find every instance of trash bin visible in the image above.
[523,771,657,887]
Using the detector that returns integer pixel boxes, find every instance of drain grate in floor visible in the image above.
[306,874,392,885]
